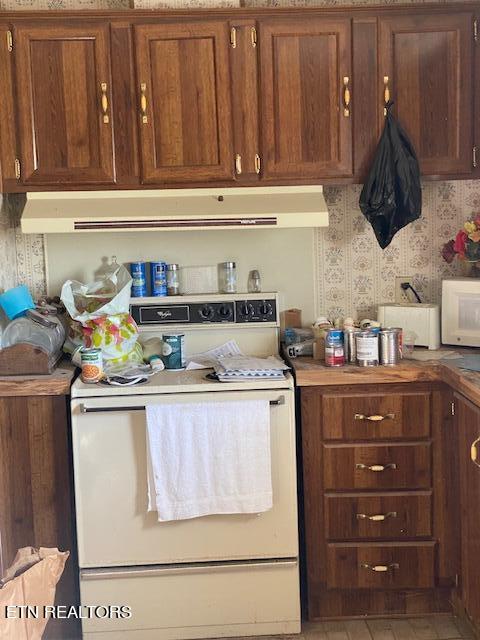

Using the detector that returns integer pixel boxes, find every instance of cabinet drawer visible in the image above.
[326,542,435,589]
[324,443,431,490]
[322,392,430,441]
[325,492,432,540]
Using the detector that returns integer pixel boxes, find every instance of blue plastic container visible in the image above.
[0,285,35,320]
[130,262,147,297]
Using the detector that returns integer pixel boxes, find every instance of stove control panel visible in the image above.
[131,297,277,326]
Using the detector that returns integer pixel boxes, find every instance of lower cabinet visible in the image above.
[0,394,78,639]
[455,392,480,633]
[300,383,458,619]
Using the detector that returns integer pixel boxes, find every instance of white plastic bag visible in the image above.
[61,266,142,366]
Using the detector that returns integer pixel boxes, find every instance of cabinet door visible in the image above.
[135,22,234,184]
[379,13,474,176]
[15,24,115,185]
[456,393,480,628]
[259,18,352,180]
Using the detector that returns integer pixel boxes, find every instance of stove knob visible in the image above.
[240,302,254,318]
[199,304,214,321]
[259,301,273,317]
[218,304,233,320]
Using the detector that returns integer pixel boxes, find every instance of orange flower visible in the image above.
[469,230,480,243]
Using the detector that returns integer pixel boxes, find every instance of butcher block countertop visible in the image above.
[291,354,480,408]
[0,364,74,396]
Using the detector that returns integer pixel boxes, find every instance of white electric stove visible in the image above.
[70,293,300,640]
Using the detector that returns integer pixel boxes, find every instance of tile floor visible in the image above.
[227,616,476,640]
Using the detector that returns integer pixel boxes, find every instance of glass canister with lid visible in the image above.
[220,261,237,294]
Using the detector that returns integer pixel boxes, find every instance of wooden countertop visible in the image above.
[0,364,75,396]
[291,355,480,408]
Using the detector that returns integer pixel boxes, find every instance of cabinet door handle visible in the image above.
[356,511,397,522]
[356,463,397,472]
[140,83,148,124]
[100,82,109,124]
[361,563,399,573]
[235,154,242,175]
[383,75,390,116]
[471,436,480,467]
[343,76,351,117]
[354,413,395,422]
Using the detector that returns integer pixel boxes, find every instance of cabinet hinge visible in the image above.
[474,18,478,42]
[14,158,20,180]
[6,30,12,52]
[230,27,237,49]
[251,26,257,48]
[451,401,455,416]
[254,154,261,175]
[474,146,478,169]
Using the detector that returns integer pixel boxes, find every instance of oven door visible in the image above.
[71,389,298,568]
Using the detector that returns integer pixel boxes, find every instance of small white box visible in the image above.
[377,303,441,350]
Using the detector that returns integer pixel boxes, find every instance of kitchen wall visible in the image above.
[0,0,475,323]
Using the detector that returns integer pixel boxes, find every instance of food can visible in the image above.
[344,328,360,364]
[380,328,402,365]
[325,329,345,367]
[80,348,103,383]
[150,261,167,297]
[130,261,147,297]
[162,334,186,370]
[356,330,379,367]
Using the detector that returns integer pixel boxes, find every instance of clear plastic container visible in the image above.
[220,262,237,294]
[2,312,65,356]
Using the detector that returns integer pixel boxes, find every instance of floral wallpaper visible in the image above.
[0,0,478,321]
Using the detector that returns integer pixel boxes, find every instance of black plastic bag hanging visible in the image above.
[359,101,422,249]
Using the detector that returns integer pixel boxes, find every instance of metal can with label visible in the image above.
[355,330,379,367]
[344,328,360,364]
[150,261,167,297]
[325,329,345,367]
[130,261,147,297]
[80,348,104,383]
[162,334,186,370]
[380,328,402,365]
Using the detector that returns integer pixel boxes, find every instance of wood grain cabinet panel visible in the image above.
[327,542,435,590]
[455,393,480,631]
[378,13,474,176]
[324,442,431,491]
[134,22,234,184]
[14,24,115,186]
[259,17,353,180]
[322,392,430,441]
[325,491,432,540]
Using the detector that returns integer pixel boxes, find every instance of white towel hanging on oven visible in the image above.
[146,400,273,521]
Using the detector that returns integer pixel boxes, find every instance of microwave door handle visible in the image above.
[80,396,285,414]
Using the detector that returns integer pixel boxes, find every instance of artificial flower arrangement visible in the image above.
[442,214,480,265]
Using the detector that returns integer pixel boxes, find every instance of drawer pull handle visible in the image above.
[361,563,399,573]
[356,511,397,522]
[356,463,397,472]
[354,413,395,422]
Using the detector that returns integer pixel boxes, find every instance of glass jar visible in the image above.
[248,269,261,293]
[220,262,237,294]
[166,264,180,296]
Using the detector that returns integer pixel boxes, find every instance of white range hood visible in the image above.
[21,186,329,234]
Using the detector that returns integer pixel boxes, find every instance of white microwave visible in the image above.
[442,277,480,346]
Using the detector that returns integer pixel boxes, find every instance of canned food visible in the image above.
[325,329,345,367]
[130,261,147,297]
[380,328,402,365]
[344,328,360,364]
[162,334,186,370]
[80,348,103,383]
[356,330,379,367]
[150,261,167,297]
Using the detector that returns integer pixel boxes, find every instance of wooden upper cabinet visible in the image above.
[259,18,353,180]
[14,24,115,185]
[378,13,474,176]
[134,22,234,184]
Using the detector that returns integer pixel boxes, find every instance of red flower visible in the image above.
[453,230,468,256]
[441,239,456,264]
[474,213,480,228]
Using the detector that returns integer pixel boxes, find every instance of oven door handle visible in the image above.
[80,396,285,414]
